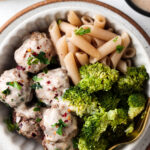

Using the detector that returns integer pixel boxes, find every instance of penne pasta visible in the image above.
[94,14,106,28]
[107,28,114,32]
[56,36,68,67]
[100,56,112,67]
[83,35,92,43]
[126,59,132,67]
[64,52,81,85]
[59,21,77,36]
[117,60,127,74]
[67,10,82,26]
[75,52,89,66]
[49,21,61,48]
[67,41,78,54]
[110,32,130,68]
[123,47,136,58]
[91,38,105,48]
[67,32,101,58]
[81,25,117,41]
[81,15,94,25]
[97,36,122,60]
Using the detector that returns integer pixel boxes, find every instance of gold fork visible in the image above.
[109,98,150,150]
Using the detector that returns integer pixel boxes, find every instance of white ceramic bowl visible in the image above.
[0,1,150,150]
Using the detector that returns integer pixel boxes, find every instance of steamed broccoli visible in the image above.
[78,137,108,150]
[96,91,120,111]
[128,93,146,119]
[81,110,109,142]
[125,123,134,136]
[78,62,119,93]
[117,66,149,95]
[107,109,128,130]
[62,86,99,117]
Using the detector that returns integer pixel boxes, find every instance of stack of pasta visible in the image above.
[49,10,136,85]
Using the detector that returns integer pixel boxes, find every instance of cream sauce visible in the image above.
[132,0,150,12]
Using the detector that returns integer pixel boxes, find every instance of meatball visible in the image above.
[0,68,32,107]
[40,102,77,143]
[14,32,53,73]
[13,104,43,140]
[35,68,70,106]
[42,138,74,150]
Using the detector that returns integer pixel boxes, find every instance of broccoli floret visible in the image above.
[78,62,119,93]
[117,66,149,95]
[78,137,108,150]
[62,86,99,117]
[96,91,120,111]
[125,123,134,136]
[128,93,146,119]
[81,110,109,142]
[107,109,128,130]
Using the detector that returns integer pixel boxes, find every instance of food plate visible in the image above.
[0,0,150,150]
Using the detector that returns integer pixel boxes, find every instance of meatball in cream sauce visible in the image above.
[15,32,53,73]
[0,68,32,107]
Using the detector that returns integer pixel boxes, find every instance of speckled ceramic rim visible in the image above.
[0,0,149,44]
[125,0,150,17]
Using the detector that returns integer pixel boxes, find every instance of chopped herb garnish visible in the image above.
[20,98,24,101]
[36,118,42,122]
[33,107,40,111]
[7,81,22,90]
[36,52,50,64]
[2,88,11,95]
[113,36,118,42]
[51,119,67,135]
[27,52,49,65]
[36,100,46,107]
[4,117,19,132]
[75,27,91,35]
[27,56,39,65]
[116,45,124,53]
[31,82,42,89]
[57,19,62,25]
[43,67,48,74]
[32,76,43,82]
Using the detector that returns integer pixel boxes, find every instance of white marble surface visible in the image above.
[0,0,150,36]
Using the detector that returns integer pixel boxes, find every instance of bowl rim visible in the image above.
[0,0,149,44]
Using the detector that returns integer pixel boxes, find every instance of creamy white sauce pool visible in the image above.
[132,0,150,12]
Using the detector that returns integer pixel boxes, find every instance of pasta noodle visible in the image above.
[117,60,127,73]
[59,21,77,36]
[94,14,106,28]
[81,25,117,41]
[49,21,61,48]
[83,35,92,43]
[67,32,101,58]
[67,10,82,26]
[91,38,105,48]
[67,41,78,54]
[64,52,81,85]
[126,59,132,67]
[81,15,94,25]
[123,47,136,58]
[97,36,122,60]
[100,56,112,67]
[56,36,68,67]
[110,32,130,68]
[75,52,89,66]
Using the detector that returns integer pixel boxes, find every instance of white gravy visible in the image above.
[132,0,150,12]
